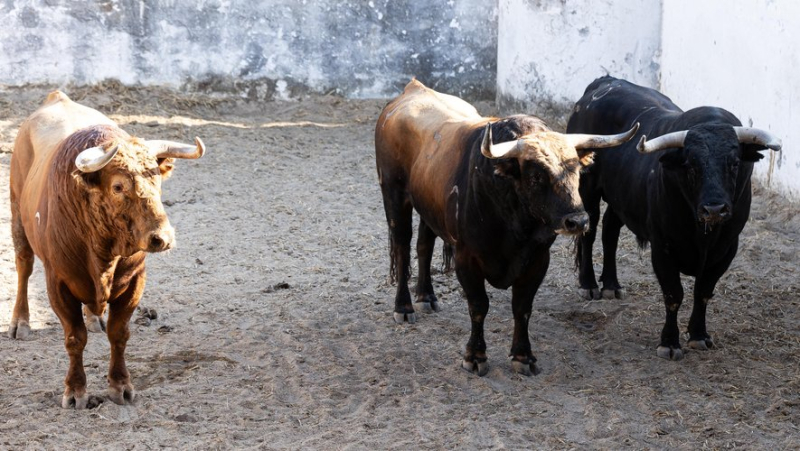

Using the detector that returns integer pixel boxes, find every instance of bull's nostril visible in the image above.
[150,235,164,249]
[703,204,728,217]
[564,218,577,230]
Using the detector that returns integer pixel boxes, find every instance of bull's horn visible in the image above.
[75,144,120,173]
[565,123,640,150]
[147,137,206,159]
[480,123,520,159]
[636,130,688,154]
[734,127,782,151]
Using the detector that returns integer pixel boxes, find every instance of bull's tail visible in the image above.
[388,233,398,284]
[442,243,454,273]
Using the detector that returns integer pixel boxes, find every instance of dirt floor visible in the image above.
[0,84,797,449]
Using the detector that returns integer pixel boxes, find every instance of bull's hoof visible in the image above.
[511,359,540,376]
[462,359,489,376]
[688,337,714,350]
[578,288,601,300]
[657,345,684,361]
[601,288,625,300]
[8,320,31,340]
[108,382,135,405]
[62,388,89,410]
[86,316,106,333]
[414,300,440,314]
[393,312,416,324]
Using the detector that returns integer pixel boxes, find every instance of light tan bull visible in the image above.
[8,91,205,408]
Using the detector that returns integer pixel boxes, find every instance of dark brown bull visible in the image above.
[8,91,204,408]
[375,80,637,375]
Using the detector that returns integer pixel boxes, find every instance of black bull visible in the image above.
[568,76,781,361]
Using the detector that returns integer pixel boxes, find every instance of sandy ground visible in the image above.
[0,84,797,450]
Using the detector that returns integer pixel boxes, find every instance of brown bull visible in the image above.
[8,91,204,408]
[375,80,637,376]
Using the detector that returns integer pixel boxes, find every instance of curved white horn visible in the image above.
[480,123,521,159]
[75,144,120,173]
[636,130,689,154]
[734,127,782,151]
[565,123,640,150]
[147,137,206,159]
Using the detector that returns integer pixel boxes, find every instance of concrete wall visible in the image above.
[496,0,662,123]
[0,0,498,100]
[661,0,800,199]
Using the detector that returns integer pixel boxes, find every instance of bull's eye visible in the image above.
[112,183,124,194]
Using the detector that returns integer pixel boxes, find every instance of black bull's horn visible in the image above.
[74,137,206,173]
[481,123,640,159]
[637,127,782,154]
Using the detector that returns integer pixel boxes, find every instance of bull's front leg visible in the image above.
[106,274,146,405]
[651,245,685,361]
[456,261,491,376]
[509,250,550,376]
[47,277,90,409]
[688,244,736,351]
[577,185,602,300]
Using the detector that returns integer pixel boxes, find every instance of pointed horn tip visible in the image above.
[194,137,206,158]
[629,122,641,138]
[636,135,648,153]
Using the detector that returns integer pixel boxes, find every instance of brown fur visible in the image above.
[8,91,180,408]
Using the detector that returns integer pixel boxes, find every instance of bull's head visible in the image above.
[73,137,205,255]
[637,125,781,229]
[481,122,639,236]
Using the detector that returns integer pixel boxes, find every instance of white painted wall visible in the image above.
[660,0,800,199]
[0,0,497,100]
[497,0,662,122]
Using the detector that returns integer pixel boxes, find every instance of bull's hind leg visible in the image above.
[84,304,107,333]
[9,198,34,340]
[577,186,601,300]
[106,274,145,405]
[380,184,416,324]
[414,221,441,314]
[599,207,625,299]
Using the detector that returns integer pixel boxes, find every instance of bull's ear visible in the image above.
[72,171,102,191]
[658,149,687,169]
[493,159,520,178]
[741,143,766,162]
[577,150,595,167]
[158,158,176,180]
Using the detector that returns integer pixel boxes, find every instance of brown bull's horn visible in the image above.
[147,137,206,159]
[480,123,521,159]
[636,130,688,154]
[565,123,640,150]
[75,144,120,173]
[734,127,782,151]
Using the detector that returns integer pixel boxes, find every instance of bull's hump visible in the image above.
[45,90,71,105]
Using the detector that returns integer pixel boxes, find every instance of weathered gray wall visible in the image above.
[0,0,497,100]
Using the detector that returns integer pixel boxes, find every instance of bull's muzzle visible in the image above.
[146,226,175,253]
[558,212,590,236]
[699,203,731,225]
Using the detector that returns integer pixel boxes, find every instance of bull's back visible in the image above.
[376,81,485,233]
[569,77,683,238]
[12,92,114,246]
